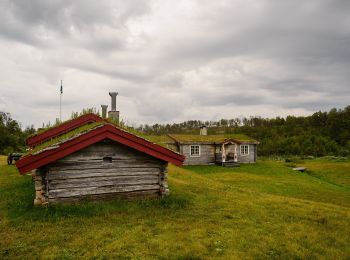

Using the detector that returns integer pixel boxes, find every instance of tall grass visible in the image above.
[0,156,349,259]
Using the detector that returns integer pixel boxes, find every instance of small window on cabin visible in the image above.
[240,145,249,155]
[103,156,113,163]
[190,145,200,157]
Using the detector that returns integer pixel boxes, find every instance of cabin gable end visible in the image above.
[35,140,169,204]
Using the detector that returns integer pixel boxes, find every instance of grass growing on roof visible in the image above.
[141,135,173,144]
[169,134,257,143]
[28,111,100,138]
[29,122,104,154]
[140,135,174,147]
[1,156,349,258]
[102,120,175,148]
[28,119,178,155]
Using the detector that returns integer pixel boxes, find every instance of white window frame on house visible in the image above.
[240,145,249,156]
[190,145,201,157]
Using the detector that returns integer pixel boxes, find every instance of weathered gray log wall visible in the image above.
[181,144,215,165]
[38,140,168,204]
[236,144,257,163]
[180,143,257,165]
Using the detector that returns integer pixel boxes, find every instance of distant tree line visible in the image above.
[1,106,349,157]
[137,106,350,157]
[0,112,35,154]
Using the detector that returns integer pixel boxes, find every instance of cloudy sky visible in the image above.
[0,0,349,128]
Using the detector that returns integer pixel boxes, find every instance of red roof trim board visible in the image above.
[26,113,103,147]
[16,124,185,174]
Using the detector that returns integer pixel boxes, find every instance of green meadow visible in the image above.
[0,156,349,259]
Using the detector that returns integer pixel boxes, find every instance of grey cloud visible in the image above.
[197,92,266,107]
[72,63,155,83]
[6,0,150,33]
[0,0,349,127]
[0,0,151,51]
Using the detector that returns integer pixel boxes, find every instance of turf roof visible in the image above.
[28,113,99,138]
[29,122,105,155]
[167,134,258,143]
[29,122,172,155]
[142,135,174,145]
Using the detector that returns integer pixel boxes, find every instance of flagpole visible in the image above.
[60,80,62,122]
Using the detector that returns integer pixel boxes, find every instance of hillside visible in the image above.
[0,156,349,258]
[138,106,350,157]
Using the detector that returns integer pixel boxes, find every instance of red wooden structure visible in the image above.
[17,124,185,174]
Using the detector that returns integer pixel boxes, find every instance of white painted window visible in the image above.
[240,145,249,155]
[190,145,200,157]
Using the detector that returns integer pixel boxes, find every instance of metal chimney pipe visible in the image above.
[108,91,120,123]
[101,105,108,119]
[109,92,118,111]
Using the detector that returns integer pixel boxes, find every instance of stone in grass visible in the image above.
[293,167,306,172]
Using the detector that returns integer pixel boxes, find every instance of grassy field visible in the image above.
[0,156,349,259]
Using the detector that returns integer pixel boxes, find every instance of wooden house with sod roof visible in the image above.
[146,127,259,166]
[16,96,184,205]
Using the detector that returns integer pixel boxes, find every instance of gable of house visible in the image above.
[42,140,169,203]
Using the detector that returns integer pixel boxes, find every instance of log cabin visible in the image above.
[16,122,184,204]
[16,94,184,204]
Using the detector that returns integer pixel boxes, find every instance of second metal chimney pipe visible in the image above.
[101,105,108,118]
[109,92,118,111]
